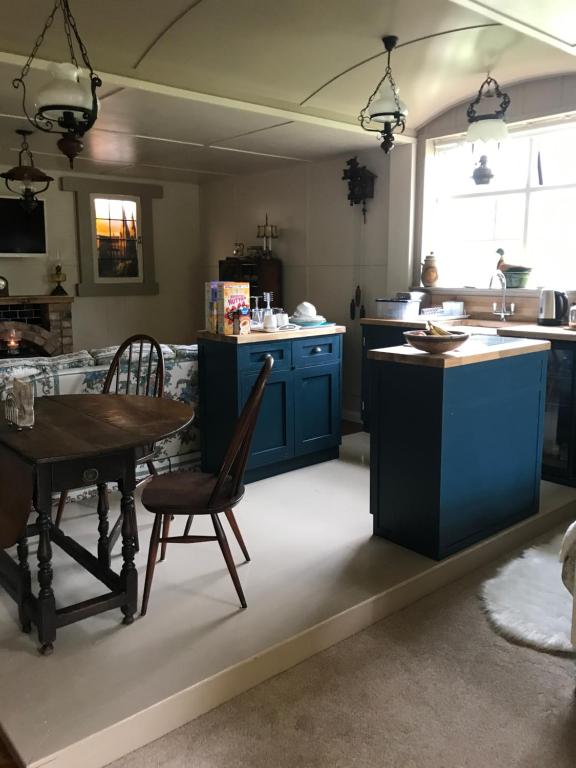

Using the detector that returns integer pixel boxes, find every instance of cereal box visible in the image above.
[217,282,250,335]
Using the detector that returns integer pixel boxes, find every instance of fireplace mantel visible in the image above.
[0,295,73,306]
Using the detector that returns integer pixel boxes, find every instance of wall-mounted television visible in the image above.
[0,197,47,256]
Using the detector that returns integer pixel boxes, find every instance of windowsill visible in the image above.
[413,286,545,298]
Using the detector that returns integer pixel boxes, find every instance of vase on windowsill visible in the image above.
[421,253,439,287]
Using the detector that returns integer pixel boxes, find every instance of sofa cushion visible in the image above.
[89,343,175,367]
[169,344,198,362]
[42,350,95,372]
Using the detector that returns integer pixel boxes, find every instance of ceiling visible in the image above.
[0,0,575,183]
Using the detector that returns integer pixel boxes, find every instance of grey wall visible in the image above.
[199,144,415,417]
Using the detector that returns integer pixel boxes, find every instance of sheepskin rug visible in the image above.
[481,535,574,654]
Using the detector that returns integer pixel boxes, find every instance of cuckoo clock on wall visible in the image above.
[342,157,376,222]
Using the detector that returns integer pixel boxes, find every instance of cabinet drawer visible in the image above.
[293,335,340,368]
[238,341,291,373]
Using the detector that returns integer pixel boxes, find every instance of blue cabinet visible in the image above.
[370,350,548,560]
[199,332,343,482]
[361,323,411,430]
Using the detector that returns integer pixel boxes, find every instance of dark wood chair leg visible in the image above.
[146,460,157,476]
[54,490,67,528]
[159,514,171,562]
[224,509,250,562]
[212,513,247,609]
[141,513,162,617]
[184,514,194,537]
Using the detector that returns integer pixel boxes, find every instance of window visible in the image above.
[91,194,143,283]
[422,123,576,289]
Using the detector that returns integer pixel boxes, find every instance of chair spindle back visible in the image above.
[209,355,274,507]
[103,335,165,398]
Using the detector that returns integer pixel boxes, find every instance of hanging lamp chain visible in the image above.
[17,0,60,82]
[358,47,405,132]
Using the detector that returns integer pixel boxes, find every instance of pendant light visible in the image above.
[12,0,102,168]
[466,75,510,143]
[0,130,54,212]
[358,36,408,154]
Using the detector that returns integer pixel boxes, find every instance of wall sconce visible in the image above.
[358,36,408,154]
[0,130,54,212]
[342,157,376,222]
[12,0,102,168]
[256,214,278,257]
[466,74,511,144]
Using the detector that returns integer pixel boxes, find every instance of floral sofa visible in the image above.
[0,344,200,489]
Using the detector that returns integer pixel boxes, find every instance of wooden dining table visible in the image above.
[0,394,194,654]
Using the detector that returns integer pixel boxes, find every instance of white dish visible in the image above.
[290,315,326,325]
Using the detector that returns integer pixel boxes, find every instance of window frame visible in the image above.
[421,121,576,291]
[90,193,144,285]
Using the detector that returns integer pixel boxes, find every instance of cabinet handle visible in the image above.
[264,353,274,362]
[312,346,322,354]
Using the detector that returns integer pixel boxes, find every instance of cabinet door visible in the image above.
[542,344,576,483]
[240,370,294,469]
[294,363,340,456]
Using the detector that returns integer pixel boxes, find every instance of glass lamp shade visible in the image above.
[466,117,508,143]
[368,82,408,123]
[35,62,95,122]
[0,163,53,194]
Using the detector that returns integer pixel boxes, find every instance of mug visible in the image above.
[276,312,289,328]
[263,314,277,330]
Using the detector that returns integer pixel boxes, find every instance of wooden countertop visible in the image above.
[197,325,346,344]
[360,316,467,328]
[497,324,576,342]
[368,336,550,368]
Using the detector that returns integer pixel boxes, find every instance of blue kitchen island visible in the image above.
[368,334,551,560]
[198,325,345,482]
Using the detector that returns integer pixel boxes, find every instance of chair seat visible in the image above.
[142,470,244,514]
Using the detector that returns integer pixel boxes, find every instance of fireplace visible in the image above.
[0,296,74,358]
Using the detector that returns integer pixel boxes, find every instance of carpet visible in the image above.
[481,534,574,654]
[110,548,576,768]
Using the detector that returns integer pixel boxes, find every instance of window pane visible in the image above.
[93,198,110,218]
[527,188,576,286]
[95,218,110,237]
[531,129,576,187]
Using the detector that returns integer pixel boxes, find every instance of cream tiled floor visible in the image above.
[1,433,575,768]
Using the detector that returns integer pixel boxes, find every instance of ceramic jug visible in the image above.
[421,253,438,287]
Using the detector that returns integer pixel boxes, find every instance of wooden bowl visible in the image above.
[403,330,469,354]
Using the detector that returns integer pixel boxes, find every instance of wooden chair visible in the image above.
[140,354,274,616]
[54,335,165,556]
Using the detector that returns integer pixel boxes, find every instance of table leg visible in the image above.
[97,483,111,569]
[16,535,31,633]
[36,499,56,655]
[119,478,137,625]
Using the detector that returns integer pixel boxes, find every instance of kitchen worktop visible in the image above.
[368,335,550,368]
[497,324,576,342]
[197,326,346,344]
[360,316,467,328]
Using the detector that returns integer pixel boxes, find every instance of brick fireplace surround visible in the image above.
[0,296,74,356]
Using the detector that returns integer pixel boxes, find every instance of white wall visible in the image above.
[0,168,200,350]
[199,145,414,417]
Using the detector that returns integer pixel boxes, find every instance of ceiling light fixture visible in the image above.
[358,35,407,154]
[12,0,102,168]
[465,74,510,143]
[0,130,54,212]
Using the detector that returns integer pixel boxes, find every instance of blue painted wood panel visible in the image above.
[293,334,340,369]
[371,351,548,559]
[294,363,340,456]
[240,370,294,468]
[238,341,291,373]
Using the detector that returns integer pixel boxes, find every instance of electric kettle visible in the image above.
[538,289,569,326]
